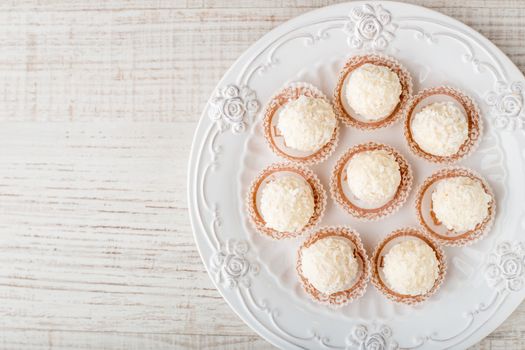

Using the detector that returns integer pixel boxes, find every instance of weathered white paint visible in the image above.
[0,1,523,349]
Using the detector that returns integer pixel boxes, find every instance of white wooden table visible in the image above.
[0,1,523,349]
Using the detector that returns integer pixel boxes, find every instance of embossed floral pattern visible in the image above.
[210,239,259,288]
[350,324,398,350]
[343,4,396,50]
[486,81,525,130]
[485,241,525,292]
[209,84,260,133]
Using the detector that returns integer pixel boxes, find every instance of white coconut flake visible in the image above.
[260,175,314,232]
[346,149,401,206]
[383,239,439,295]
[345,63,402,120]
[411,101,468,156]
[431,176,492,232]
[278,95,337,152]
[301,236,358,294]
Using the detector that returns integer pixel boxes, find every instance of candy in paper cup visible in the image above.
[247,162,326,239]
[333,54,413,130]
[404,86,482,164]
[330,142,413,221]
[263,82,339,165]
[371,228,447,305]
[296,226,370,307]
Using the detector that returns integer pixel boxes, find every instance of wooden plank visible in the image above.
[0,331,272,350]
[0,0,525,10]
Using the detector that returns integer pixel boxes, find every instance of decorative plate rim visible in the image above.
[188,1,525,349]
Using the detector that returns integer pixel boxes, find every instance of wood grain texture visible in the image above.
[0,0,522,349]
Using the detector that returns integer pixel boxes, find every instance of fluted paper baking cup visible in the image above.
[415,167,496,247]
[371,228,447,305]
[333,54,413,130]
[296,226,370,307]
[404,86,482,164]
[247,162,327,240]
[263,82,339,165]
[330,142,413,221]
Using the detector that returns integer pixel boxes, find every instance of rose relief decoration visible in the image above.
[486,81,525,130]
[485,241,525,292]
[349,324,399,350]
[209,84,260,133]
[343,4,396,51]
[210,239,260,288]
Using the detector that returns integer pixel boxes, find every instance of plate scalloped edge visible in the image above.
[188,1,525,349]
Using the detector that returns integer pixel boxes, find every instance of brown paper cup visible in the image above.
[415,167,496,247]
[330,142,413,221]
[296,226,370,307]
[404,86,482,164]
[333,54,413,130]
[263,82,339,165]
[371,228,447,305]
[247,162,326,240]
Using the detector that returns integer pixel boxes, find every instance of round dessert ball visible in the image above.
[383,239,439,295]
[431,176,492,232]
[260,175,315,232]
[346,150,401,206]
[345,63,402,120]
[278,95,337,152]
[301,236,358,294]
[411,102,468,156]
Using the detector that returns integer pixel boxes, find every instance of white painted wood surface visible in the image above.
[0,1,523,349]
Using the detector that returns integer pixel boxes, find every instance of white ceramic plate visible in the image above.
[188,2,525,348]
